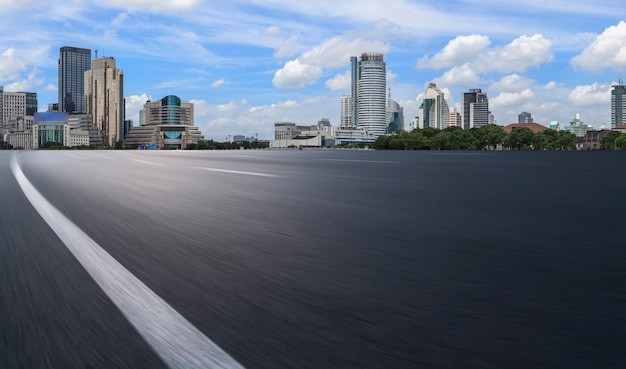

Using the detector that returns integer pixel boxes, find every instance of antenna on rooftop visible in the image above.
[95,49,98,58]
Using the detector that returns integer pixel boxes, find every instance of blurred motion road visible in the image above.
[1,150,625,368]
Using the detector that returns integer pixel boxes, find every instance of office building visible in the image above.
[32,112,90,148]
[386,89,404,133]
[462,88,490,129]
[419,83,449,129]
[58,46,91,113]
[340,95,352,128]
[564,113,591,137]
[449,107,462,128]
[2,91,26,130]
[125,95,203,149]
[519,112,533,123]
[612,80,625,129]
[351,53,387,137]
[85,56,124,146]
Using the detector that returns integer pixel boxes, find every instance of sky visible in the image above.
[0,1,625,140]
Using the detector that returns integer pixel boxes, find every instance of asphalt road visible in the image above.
[1,150,625,368]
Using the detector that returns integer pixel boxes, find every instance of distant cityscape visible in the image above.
[1,48,625,150]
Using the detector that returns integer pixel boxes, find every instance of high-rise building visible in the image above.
[340,94,352,128]
[419,83,449,129]
[386,89,404,133]
[611,79,625,129]
[3,91,26,130]
[85,56,124,146]
[462,88,490,129]
[449,107,462,128]
[518,111,533,123]
[58,46,91,114]
[351,53,386,137]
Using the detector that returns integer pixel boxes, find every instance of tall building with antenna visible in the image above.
[85,56,124,146]
[611,77,625,129]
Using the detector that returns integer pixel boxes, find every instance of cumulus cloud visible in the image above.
[325,71,351,91]
[5,69,44,91]
[299,33,389,69]
[417,35,491,69]
[435,64,480,86]
[125,93,151,123]
[568,83,611,106]
[483,34,553,73]
[489,74,535,92]
[272,59,322,89]
[544,81,557,90]
[571,21,626,71]
[211,78,224,88]
[491,89,535,107]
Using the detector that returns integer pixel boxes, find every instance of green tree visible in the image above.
[503,127,534,150]
[533,129,558,150]
[601,131,621,150]
[39,141,68,150]
[555,130,576,150]
[0,141,13,150]
[474,124,506,150]
[615,134,626,150]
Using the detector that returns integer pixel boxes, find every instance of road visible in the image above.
[1,150,625,368]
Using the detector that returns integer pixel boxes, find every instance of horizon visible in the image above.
[1,1,625,140]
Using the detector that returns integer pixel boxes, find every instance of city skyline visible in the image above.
[0,1,625,140]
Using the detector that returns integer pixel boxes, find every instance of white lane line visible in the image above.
[198,167,279,177]
[93,153,117,160]
[322,159,404,164]
[132,159,162,166]
[10,156,245,369]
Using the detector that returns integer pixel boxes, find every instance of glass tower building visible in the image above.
[611,81,625,129]
[58,46,91,114]
[462,88,490,129]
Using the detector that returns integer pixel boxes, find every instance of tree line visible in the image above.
[371,125,626,150]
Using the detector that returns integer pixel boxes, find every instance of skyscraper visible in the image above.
[85,56,124,146]
[386,89,404,133]
[58,46,91,113]
[351,53,386,137]
[611,79,625,129]
[518,111,533,123]
[462,88,490,129]
[419,83,449,129]
[340,94,352,128]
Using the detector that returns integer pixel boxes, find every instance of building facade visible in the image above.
[612,81,625,129]
[419,83,449,130]
[125,95,203,149]
[518,112,533,123]
[449,107,462,128]
[59,46,91,113]
[386,89,404,133]
[340,95,352,128]
[564,113,591,137]
[85,56,124,146]
[32,112,90,148]
[462,88,490,129]
[352,53,386,137]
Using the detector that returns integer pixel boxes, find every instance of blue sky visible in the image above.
[0,0,625,140]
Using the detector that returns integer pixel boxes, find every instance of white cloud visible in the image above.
[483,34,553,73]
[263,26,281,36]
[300,33,390,69]
[125,93,151,124]
[272,59,322,89]
[571,21,626,71]
[111,12,128,27]
[96,0,201,11]
[435,64,480,86]
[544,81,557,90]
[274,35,299,58]
[5,69,44,91]
[568,83,611,106]
[45,84,57,91]
[0,48,27,82]
[489,74,535,92]
[325,71,351,91]
[211,78,224,88]
[217,100,238,112]
[417,35,491,69]
[491,89,535,107]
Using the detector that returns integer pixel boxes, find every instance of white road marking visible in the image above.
[132,159,162,166]
[10,156,245,369]
[322,159,404,164]
[198,167,279,177]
